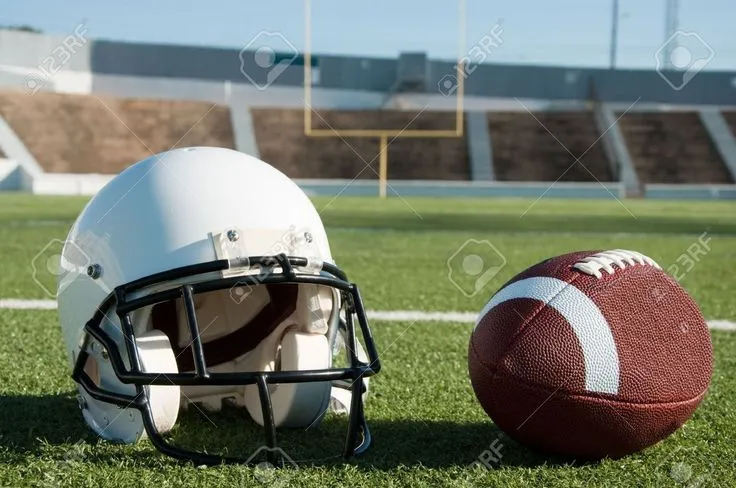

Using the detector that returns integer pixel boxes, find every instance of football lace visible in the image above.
[572,249,661,278]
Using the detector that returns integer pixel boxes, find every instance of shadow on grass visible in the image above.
[0,392,584,470]
[0,392,91,449]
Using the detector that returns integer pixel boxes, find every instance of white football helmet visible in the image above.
[57,147,380,465]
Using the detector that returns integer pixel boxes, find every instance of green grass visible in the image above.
[0,194,734,487]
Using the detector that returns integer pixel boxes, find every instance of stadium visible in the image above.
[0,1,734,486]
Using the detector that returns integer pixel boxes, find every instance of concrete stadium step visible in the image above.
[724,111,736,140]
[617,112,733,184]
[0,91,234,173]
[487,111,612,182]
[251,108,470,180]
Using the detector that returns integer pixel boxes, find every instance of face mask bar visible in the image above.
[71,254,381,466]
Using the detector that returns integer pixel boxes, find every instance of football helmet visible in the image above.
[57,147,380,465]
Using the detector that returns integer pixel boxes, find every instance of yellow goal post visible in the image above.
[303,0,467,197]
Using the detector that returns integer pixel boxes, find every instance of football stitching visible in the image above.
[571,249,660,279]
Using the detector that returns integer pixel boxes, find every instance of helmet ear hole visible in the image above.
[245,331,331,428]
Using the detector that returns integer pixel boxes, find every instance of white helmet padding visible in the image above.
[80,330,180,443]
[141,281,359,430]
[244,331,332,427]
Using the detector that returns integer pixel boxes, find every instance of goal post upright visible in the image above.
[303,0,466,197]
[378,134,389,198]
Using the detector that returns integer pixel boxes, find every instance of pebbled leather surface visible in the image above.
[468,250,713,458]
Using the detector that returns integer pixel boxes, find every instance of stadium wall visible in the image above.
[1,169,733,200]
[1,30,735,200]
[1,31,736,106]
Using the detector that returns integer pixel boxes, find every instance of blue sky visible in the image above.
[3,0,735,70]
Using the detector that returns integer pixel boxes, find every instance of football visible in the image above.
[468,249,713,459]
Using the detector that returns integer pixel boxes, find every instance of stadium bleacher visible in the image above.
[488,111,612,182]
[253,108,469,180]
[1,89,736,195]
[617,112,733,184]
[0,91,234,174]
[723,111,736,137]
[0,29,734,198]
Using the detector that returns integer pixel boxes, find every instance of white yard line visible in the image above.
[1,299,734,331]
[368,310,477,322]
[704,320,736,332]
[0,299,57,310]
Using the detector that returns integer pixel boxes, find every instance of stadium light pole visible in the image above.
[609,0,619,69]
[663,0,680,70]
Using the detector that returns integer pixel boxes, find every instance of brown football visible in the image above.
[468,249,713,459]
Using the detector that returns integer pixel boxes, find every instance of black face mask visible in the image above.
[72,253,381,466]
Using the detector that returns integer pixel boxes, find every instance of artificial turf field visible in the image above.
[0,193,734,487]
